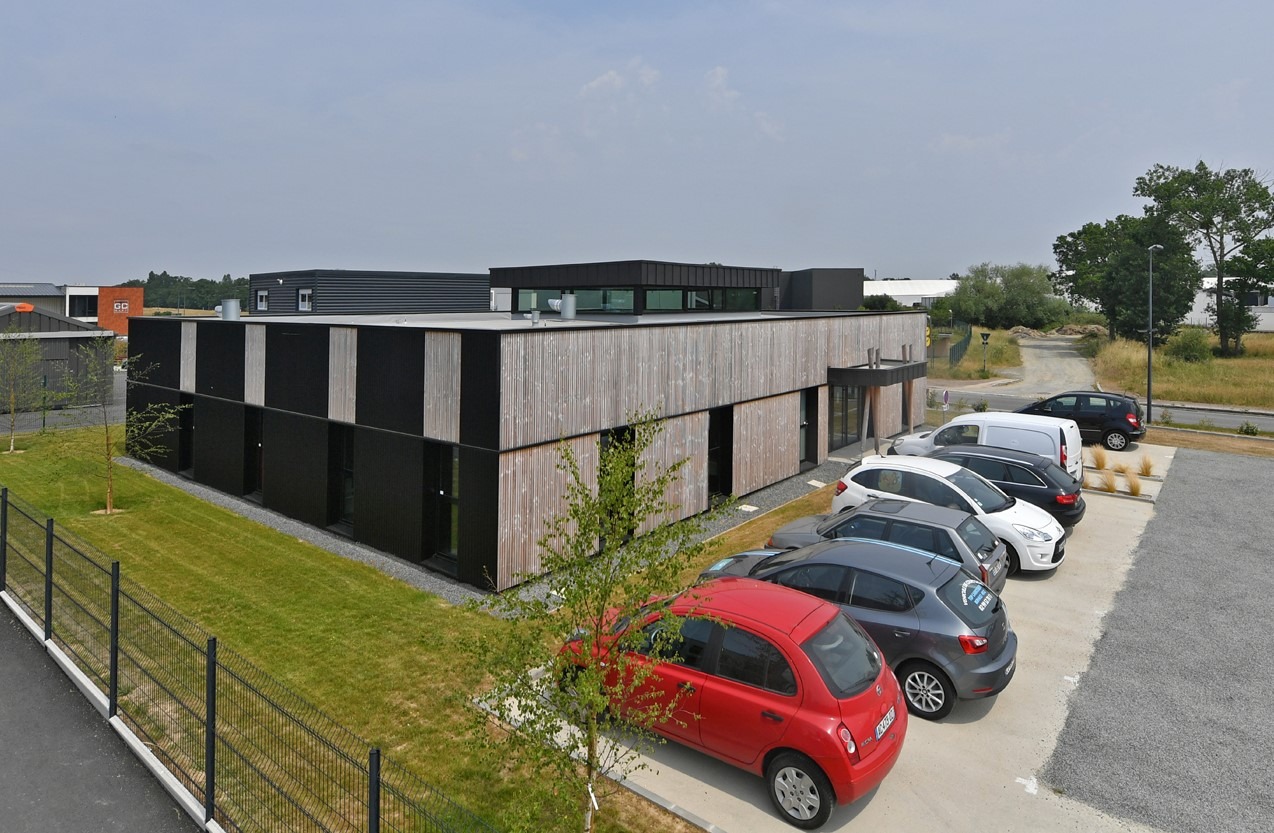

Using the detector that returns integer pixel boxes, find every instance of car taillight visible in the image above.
[980,564,990,584]
[959,634,989,654]
[1060,446,1067,468]
[834,480,848,496]
[837,724,861,763]
[765,537,775,547]
[1055,493,1078,505]
[1126,412,1142,429]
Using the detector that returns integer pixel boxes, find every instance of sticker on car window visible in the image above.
[960,579,994,612]
[707,558,736,573]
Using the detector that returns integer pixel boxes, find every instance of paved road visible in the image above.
[936,336,1274,432]
[0,609,200,833]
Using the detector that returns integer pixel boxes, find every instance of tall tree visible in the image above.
[948,263,1069,330]
[0,324,46,452]
[466,413,721,833]
[1053,214,1200,341]
[1134,162,1274,354]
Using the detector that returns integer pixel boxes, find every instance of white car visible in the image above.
[832,455,1067,574]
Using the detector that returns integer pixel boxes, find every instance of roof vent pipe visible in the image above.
[561,293,576,320]
[221,298,241,320]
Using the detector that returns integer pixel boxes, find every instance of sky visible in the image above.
[3,1,1271,285]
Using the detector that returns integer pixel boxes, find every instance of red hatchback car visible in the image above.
[564,577,907,828]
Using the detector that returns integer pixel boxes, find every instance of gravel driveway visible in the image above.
[1042,449,1274,833]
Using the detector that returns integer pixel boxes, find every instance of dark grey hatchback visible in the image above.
[765,499,1009,592]
[699,539,1017,720]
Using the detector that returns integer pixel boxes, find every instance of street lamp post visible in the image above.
[1147,244,1163,423]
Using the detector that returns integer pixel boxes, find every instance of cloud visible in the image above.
[580,69,624,98]
[754,111,784,141]
[931,132,1010,153]
[704,66,740,110]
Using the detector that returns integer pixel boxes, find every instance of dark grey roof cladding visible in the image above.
[488,259,781,289]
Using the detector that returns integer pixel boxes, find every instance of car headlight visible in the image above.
[1012,524,1053,543]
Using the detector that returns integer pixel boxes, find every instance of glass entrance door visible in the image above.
[828,386,860,451]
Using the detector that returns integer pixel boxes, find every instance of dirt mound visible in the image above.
[1053,323,1109,337]
[1009,325,1046,338]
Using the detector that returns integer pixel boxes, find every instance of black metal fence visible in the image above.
[947,321,973,367]
[0,487,499,833]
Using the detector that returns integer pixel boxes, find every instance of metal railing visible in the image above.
[0,487,499,833]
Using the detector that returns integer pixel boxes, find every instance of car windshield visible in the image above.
[936,575,1001,628]
[947,468,1013,513]
[800,612,881,699]
[955,517,1000,562]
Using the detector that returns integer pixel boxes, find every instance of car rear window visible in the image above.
[1039,460,1080,489]
[937,575,1000,627]
[955,517,999,563]
[800,613,881,699]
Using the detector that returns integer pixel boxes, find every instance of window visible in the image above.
[297,288,313,312]
[436,445,460,559]
[956,518,1000,562]
[826,515,888,541]
[887,520,938,554]
[644,289,683,311]
[935,424,979,446]
[717,628,796,695]
[256,290,269,311]
[772,564,850,603]
[937,575,999,627]
[962,457,1010,482]
[640,618,715,669]
[801,614,880,698]
[1004,463,1046,487]
[848,570,915,613]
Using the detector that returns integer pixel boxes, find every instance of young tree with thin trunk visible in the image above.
[62,336,184,514]
[0,323,45,453]
[466,412,724,833]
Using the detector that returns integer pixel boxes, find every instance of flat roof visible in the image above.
[186,308,898,332]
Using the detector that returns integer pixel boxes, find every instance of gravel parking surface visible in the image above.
[1043,448,1274,833]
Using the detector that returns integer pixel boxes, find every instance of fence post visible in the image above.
[1,487,7,592]
[368,748,381,833]
[44,518,54,641]
[109,562,120,718]
[205,636,217,824]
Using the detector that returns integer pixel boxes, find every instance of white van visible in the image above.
[890,412,1084,481]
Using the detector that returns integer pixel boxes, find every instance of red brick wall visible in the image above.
[97,287,144,336]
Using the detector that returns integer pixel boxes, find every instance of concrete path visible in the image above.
[991,334,1096,396]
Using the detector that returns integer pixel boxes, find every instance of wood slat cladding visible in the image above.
[816,385,830,462]
[497,314,927,451]
[328,327,357,424]
[179,321,197,393]
[244,325,266,406]
[496,435,598,590]
[423,331,461,443]
[637,411,709,535]
[732,393,801,495]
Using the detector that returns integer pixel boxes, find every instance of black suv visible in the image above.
[925,445,1085,528]
[1015,391,1145,451]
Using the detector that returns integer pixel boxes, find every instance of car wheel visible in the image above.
[1103,430,1130,451]
[1003,542,1021,575]
[766,752,835,829]
[898,661,957,720]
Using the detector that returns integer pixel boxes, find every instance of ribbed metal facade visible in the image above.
[249,270,490,315]
[489,260,781,290]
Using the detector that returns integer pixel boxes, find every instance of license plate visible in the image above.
[875,706,895,740]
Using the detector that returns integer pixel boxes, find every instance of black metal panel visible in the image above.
[248,270,490,315]
[352,428,425,561]
[265,324,330,418]
[457,446,499,589]
[355,328,424,435]
[828,360,929,388]
[125,383,182,471]
[195,322,246,400]
[783,268,866,311]
[458,331,500,450]
[128,318,182,390]
[490,260,781,290]
[192,396,245,493]
[261,409,330,527]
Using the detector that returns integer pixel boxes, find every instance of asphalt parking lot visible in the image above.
[616,443,1272,833]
